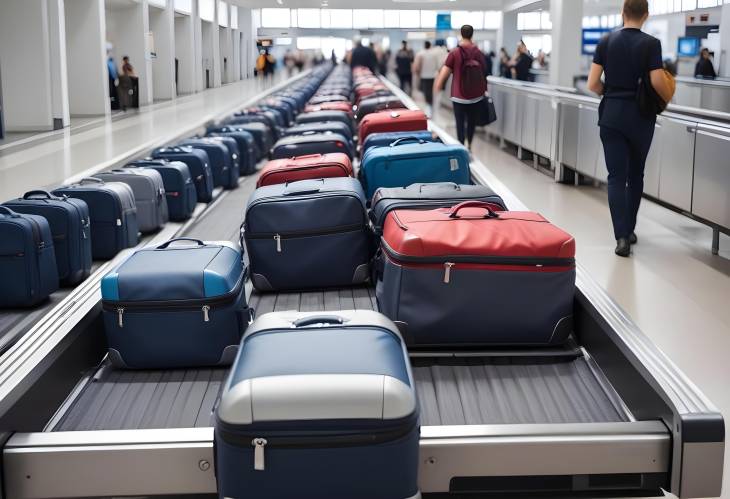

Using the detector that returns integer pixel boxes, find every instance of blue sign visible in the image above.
[436,13,451,31]
[678,37,700,57]
[581,28,612,55]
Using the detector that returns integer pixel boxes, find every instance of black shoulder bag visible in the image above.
[636,38,667,118]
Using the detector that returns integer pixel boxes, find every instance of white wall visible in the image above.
[174,13,196,94]
[106,1,153,105]
[721,3,730,77]
[232,29,242,80]
[202,21,215,88]
[149,2,176,100]
[47,0,70,128]
[219,27,233,83]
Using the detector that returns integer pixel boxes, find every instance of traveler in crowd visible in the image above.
[510,41,533,81]
[587,0,674,257]
[378,49,390,75]
[413,41,444,117]
[106,52,119,110]
[396,41,415,95]
[350,38,378,73]
[484,50,495,77]
[284,50,295,77]
[695,48,717,78]
[499,48,512,78]
[434,24,487,151]
[118,56,137,111]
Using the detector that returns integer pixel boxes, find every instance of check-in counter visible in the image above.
[486,76,730,254]
[674,77,730,114]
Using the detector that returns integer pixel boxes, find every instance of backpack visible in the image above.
[459,46,487,99]
[256,54,267,72]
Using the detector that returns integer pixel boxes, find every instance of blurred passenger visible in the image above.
[534,50,548,69]
[395,41,415,94]
[263,49,276,78]
[295,50,305,72]
[695,48,717,78]
[434,24,486,150]
[378,49,391,75]
[331,49,337,65]
[510,41,533,81]
[350,39,377,73]
[118,56,137,111]
[107,53,119,110]
[663,58,677,77]
[499,48,512,79]
[413,41,442,116]
[284,51,295,76]
[484,50,495,77]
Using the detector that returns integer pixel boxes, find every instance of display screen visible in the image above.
[436,13,451,31]
[678,37,700,57]
[581,28,612,55]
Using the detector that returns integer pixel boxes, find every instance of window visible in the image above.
[383,11,400,28]
[399,10,420,28]
[218,2,228,27]
[230,7,238,29]
[174,0,192,14]
[681,0,697,9]
[540,11,552,30]
[517,11,548,30]
[450,11,484,30]
[297,37,321,50]
[321,37,348,62]
[199,0,215,22]
[421,10,437,29]
[297,9,320,28]
[261,8,290,28]
[329,9,353,28]
[149,0,166,8]
[353,10,384,29]
[290,10,298,27]
[522,34,552,55]
[484,11,501,30]
[275,37,293,45]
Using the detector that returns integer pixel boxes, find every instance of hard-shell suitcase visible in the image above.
[308,94,350,105]
[234,123,273,160]
[360,131,437,157]
[0,207,59,307]
[243,178,370,291]
[178,138,238,189]
[377,203,576,346]
[282,122,354,149]
[94,168,168,233]
[360,139,471,199]
[304,102,353,116]
[207,127,258,175]
[53,178,138,260]
[203,135,241,180]
[262,99,295,126]
[152,146,214,203]
[3,191,91,286]
[215,310,420,499]
[267,96,298,121]
[295,110,354,136]
[126,159,197,221]
[257,153,353,188]
[358,109,428,144]
[101,238,249,369]
[355,96,406,122]
[227,114,279,142]
[270,132,354,160]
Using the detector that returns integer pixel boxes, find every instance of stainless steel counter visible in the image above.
[674,76,730,113]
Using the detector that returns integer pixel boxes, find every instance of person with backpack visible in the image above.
[433,25,486,150]
[587,0,674,257]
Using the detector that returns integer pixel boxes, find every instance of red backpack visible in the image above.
[459,46,487,99]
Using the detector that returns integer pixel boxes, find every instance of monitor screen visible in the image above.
[436,13,451,31]
[581,28,612,55]
[678,37,700,57]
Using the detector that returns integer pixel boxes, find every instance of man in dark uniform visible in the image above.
[350,39,377,73]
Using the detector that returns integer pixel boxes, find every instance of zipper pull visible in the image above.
[116,219,122,227]
[443,262,455,284]
[252,438,267,471]
[202,305,210,322]
[117,308,125,328]
[274,234,281,253]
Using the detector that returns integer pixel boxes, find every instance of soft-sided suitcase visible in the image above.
[355,95,406,122]
[53,178,138,260]
[257,153,353,188]
[203,135,241,180]
[0,207,59,307]
[227,114,279,142]
[304,102,353,116]
[179,138,238,189]
[360,131,437,158]
[126,159,197,221]
[233,122,273,160]
[207,127,258,175]
[377,202,576,346]
[215,310,420,499]
[94,168,168,233]
[270,132,354,160]
[295,110,354,136]
[100,238,249,369]
[3,191,91,286]
[360,139,471,199]
[243,178,370,291]
[359,110,427,144]
[152,146,214,203]
[261,99,294,126]
[281,122,354,149]
[308,94,350,105]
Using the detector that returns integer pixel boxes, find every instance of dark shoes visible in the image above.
[615,238,631,257]
[629,232,638,245]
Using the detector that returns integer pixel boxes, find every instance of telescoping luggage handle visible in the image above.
[389,137,427,147]
[291,315,346,328]
[286,153,325,160]
[412,182,461,192]
[448,201,500,219]
[156,238,206,249]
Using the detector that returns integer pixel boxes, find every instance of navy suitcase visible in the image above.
[215,310,419,499]
[233,123,273,160]
[361,131,437,157]
[262,99,294,126]
[126,159,197,221]
[202,135,241,180]
[227,114,279,142]
[270,132,354,160]
[355,96,406,122]
[295,110,354,136]
[282,122,354,149]
[54,178,138,260]
[243,178,370,291]
[0,207,59,307]
[207,127,258,175]
[152,146,214,203]
[308,94,350,104]
[259,106,288,127]
[178,138,238,189]
[100,238,250,369]
[3,191,91,286]
[94,169,168,234]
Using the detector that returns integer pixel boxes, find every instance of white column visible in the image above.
[193,1,204,91]
[239,7,255,79]
[174,11,196,94]
[65,0,109,116]
[720,3,730,78]
[47,0,70,128]
[232,29,242,81]
[107,0,153,106]
[150,0,176,100]
[497,10,521,62]
[549,0,584,87]
[220,26,233,84]
[211,1,222,87]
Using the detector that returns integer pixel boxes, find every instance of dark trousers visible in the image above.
[453,101,480,146]
[398,73,412,95]
[599,125,654,240]
[420,78,434,106]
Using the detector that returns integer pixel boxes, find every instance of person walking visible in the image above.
[433,25,486,150]
[510,41,533,81]
[118,56,137,110]
[350,39,377,73]
[395,41,414,94]
[413,41,443,117]
[499,48,512,78]
[694,48,717,78]
[587,0,674,257]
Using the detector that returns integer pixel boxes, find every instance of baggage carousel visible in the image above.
[0,68,723,499]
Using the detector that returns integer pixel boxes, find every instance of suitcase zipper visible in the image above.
[252,438,267,471]
[274,234,281,252]
[444,262,455,283]
[248,224,365,254]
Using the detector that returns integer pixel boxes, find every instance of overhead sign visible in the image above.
[436,13,451,31]
[581,28,611,56]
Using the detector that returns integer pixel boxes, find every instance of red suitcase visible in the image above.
[304,102,354,117]
[358,109,428,144]
[256,153,354,188]
[376,201,576,346]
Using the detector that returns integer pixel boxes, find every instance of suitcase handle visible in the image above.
[390,137,426,147]
[79,177,104,185]
[0,206,20,217]
[449,201,500,219]
[292,315,345,328]
[288,153,324,160]
[414,182,461,192]
[157,238,206,249]
[23,190,58,200]
[283,178,324,195]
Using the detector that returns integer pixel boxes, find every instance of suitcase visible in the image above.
[203,135,241,180]
[100,238,249,369]
[3,191,91,286]
[256,106,288,128]
[360,139,471,199]
[304,102,353,116]
[358,109,428,144]
[152,146,214,203]
[295,110,354,136]
[215,310,420,499]
[227,114,279,142]
[233,122,273,160]
[377,203,576,346]
[178,138,238,189]
[126,159,197,221]
[308,94,350,105]
[360,131,437,158]
[243,178,370,291]
[355,96,406,122]
[282,122,354,149]
[0,206,59,307]
[257,153,353,188]
[269,96,299,120]
[261,98,295,126]
[94,168,168,234]
[270,132,353,160]
[53,178,138,260]
[207,127,258,175]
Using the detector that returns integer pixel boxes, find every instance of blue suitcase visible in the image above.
[361,131,437,157]
[215,310,420,499]
[203,135,241,180]
[243,178,370,291]
[3,191,91,286]
[126,159,197,221]
[207,127,258,175]
[54,178,138,260]
[152,146,214,203]
[270,132,354,160]
[100,238,250,369]
[282,122,354,150]
[227,114,279,141]
[295,110,354,136]
[360,139,471,199]
[178,138,238,189]
[259,105,288,127]
[233,123,273,161]
[261,99,294,126]
[0,207,59,307]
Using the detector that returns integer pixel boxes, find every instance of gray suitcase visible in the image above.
[94,168,168,233]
